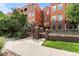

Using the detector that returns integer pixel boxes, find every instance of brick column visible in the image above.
[55,15,58,31]
[45,29,49,39]
[34,26,39,39]
[40,27,44,32]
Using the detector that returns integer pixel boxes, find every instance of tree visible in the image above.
[66,3,79,29]
[8,9,31,37]
[0,9,31,38]
[0,11,9,35]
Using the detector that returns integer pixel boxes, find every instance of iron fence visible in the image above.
[50,29,79,35]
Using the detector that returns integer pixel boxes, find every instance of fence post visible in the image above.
[45,29,49,39]
[35,26,39,39]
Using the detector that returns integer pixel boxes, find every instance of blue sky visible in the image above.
[0,3,50,14]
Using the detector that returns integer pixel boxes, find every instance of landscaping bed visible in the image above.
[42,40,79,53]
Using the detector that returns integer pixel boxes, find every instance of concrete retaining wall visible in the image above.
[48,34,79,42]
[39,32,79,42]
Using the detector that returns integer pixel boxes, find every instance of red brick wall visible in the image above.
[50,3,67,30]
[17,3,41,26]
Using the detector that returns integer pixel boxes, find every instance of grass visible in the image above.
[42,40,79,53]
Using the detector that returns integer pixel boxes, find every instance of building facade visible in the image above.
[50,3,67,31]
[16,3,70,31]
[16,3,42,26]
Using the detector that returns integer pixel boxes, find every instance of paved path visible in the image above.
[3,37,79,56]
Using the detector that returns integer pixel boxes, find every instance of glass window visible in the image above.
[21,9,23,12]
[52,16,56,22]
[32,13,35,16]
[58,14,63,21]
[24,8,27,11]
[25,14,27,17]
[58,4,63,10]
[52,5,56,11]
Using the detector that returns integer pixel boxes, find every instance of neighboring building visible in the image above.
[50,3,67,31]
[16,3,70,31]
[16,3,42,26]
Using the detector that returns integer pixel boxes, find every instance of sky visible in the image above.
[0,3,50,14]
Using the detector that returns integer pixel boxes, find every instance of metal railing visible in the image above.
[50,29,79,35]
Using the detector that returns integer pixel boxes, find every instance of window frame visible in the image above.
[24,8,27,11]
[58,14,63,21]
[52,5,56,11]
[58,4,63,10]
[52,15,56,22]
[32,13,35,16]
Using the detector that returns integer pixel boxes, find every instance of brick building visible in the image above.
[16,3,69,31]
[50,3,67,31]
[16,3,42,26]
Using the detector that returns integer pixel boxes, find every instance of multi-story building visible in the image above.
[16,3,42,26]
[16,3,69,31]
[50,3,67,31]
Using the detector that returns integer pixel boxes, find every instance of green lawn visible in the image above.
[42,40,79,53]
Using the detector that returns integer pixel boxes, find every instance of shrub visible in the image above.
[15,32,23,38]
[0,37,5,51]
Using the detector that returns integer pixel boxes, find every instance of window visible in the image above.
[21,9,23,12]
[24,8,27,11]
[58,14,63,21]
[32,3,34,5]
[52,5,56,11]
[25,14,27,17]
[52,16,56,22]
[32,13,35,16]
[58,4,63,10]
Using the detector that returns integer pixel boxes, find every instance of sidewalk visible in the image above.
[3,37,79,56]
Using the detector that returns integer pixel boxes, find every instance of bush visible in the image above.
[0,37,5,51]
[15,32,23,38]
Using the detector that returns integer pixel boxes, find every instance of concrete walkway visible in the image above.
[3,37,79,56]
